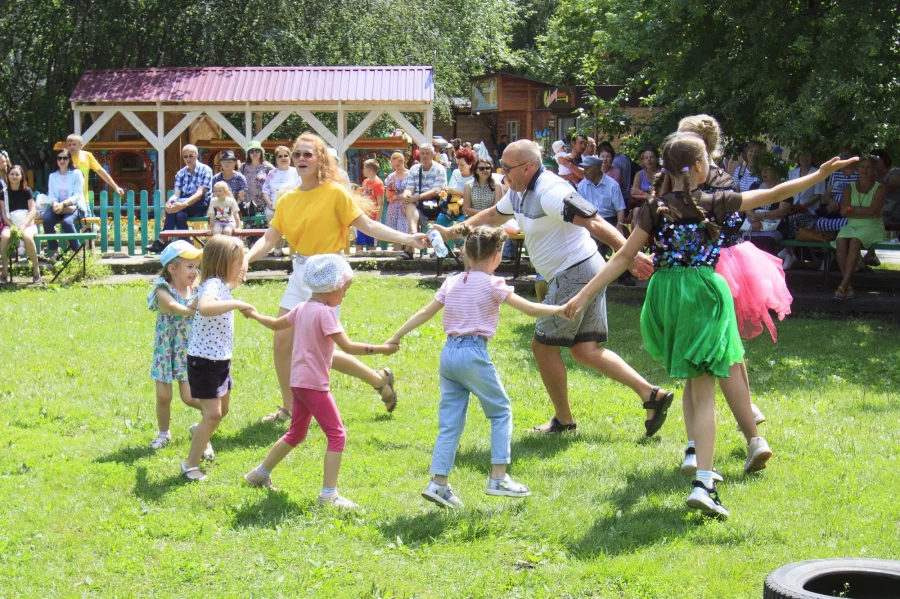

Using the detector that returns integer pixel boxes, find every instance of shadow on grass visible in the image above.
[568,467,696,558]
[230,491,313,529]
[377,507,502,545]
[133,466,185,502]
[96,445,154,465]
[453,431,588,471]
[213,420,287,453]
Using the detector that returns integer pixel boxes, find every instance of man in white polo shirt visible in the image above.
[435,140,674,435]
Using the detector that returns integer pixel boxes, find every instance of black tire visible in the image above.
[764,558,900,599]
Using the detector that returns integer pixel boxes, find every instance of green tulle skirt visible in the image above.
[640,266,745,379]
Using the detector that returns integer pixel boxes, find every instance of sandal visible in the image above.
[399,250,415,260]
[643,386,675,437]
[181,462,207,482]
[374,368,397,412]
[260,406,292,423]
[845,285,855,299]
[834,286,846,300]
[32,274,44,286]
[531,416,577,434]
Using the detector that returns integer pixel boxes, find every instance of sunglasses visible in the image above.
[182,154,197,159]
[248,149,262,153]
[292,151,315,159]
[477,166,492,171]
[276,154,290,159]
[57,156,70,161]
[499,160,526,172]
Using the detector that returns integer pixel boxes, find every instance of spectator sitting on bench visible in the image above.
[42,149,86,260]
[146,144,212,254]
[577,155,633,286]
[402,143,446,245]
[1,165,42,284]
[745,151,792,255]
[815,147,859,234]
[208,182,242,236]
[834,155,887,300]
[211,150,247,206]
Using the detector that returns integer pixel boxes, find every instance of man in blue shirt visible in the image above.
[147,144,213,253]
[577,155,634,285]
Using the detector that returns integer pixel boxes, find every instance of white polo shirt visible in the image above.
[496,169,598,280]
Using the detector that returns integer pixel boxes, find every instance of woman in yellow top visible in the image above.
[244,133,428,423]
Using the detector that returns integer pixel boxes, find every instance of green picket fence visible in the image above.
[92,189,175,255]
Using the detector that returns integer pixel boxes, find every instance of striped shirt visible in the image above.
[435,271,513,339]
[733,166,760,193]
[826,171,859,202]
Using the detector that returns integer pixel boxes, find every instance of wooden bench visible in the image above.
[780,239,899,285]
[33,233,97,283]
[159,229,268,247]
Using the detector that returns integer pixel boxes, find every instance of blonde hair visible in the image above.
[213,181,234,198]
[200,235,244,284]
[456,224,508,264]
[293,132,374,213]
[390,151,405,163]
[158,257,182,283]
[678,114,724,161]
[363,159,380,174]
[66,134,83,144]
[274,145,291,159]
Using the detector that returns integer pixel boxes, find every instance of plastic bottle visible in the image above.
[427,228,449,258]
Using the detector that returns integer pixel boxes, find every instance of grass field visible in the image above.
[1,275,898,598]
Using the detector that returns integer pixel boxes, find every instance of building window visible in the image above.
[115,131,145,172]
[506,121,520,142]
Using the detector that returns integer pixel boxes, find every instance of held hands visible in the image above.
[431,223,452,241]
[409,233,428,249]
[563,292,588,320]
[629,252,654,280]
[239,307,257,319]
[380,343,400,356]
[552,304,575,321]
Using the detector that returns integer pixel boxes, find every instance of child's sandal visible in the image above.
[181,462,207,482]
[374,368,398,412]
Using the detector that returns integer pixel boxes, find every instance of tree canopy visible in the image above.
[537,0,900,157]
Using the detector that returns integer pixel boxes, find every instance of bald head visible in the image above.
[503,139,541,168]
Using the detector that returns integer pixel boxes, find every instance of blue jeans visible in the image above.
[431,335,512,476]
[162,200,210,231]
[42,208,80,251]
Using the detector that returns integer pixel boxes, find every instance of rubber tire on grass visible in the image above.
[764,558,900,599]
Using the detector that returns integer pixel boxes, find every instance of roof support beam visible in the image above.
[295,109,337,148]
[205,109,248,148]
[385,108,427,147]
[252,110,292,143]
[162,111,204,149]
[79,109,118,145]
[121,111,160,147]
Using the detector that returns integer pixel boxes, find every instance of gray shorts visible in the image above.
[534,252,608,347]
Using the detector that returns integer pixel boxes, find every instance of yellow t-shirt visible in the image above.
[70,150,103,199]
[271,181,364,255]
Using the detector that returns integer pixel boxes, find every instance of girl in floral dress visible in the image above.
[384,152,410,254]
[148,241,203,450]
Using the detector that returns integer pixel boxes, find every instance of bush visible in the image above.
[47,249,112,284]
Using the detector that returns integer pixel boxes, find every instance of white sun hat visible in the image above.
[303,254,354,293]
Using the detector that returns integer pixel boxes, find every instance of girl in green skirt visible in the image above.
[564,132,856,519]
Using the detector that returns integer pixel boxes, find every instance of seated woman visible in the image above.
[1,165,42,284]
[744,152,792,255]
[462,158,503,217]
[441,148,476,228]
[629,147,660,214]
[42,149,86,259]
[834,156,887,299]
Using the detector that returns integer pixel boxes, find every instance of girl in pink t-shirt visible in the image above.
[388,225,570,509]
[242,255,397,509]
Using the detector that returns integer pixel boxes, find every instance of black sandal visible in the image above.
[643,386,674,437]
[531,416,577,434]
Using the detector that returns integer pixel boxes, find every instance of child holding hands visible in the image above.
[243,254,397,509]
[387,225,571,509]
[181,235,255,481]
[148,240,203,450]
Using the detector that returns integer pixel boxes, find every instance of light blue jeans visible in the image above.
[431,335,512,476]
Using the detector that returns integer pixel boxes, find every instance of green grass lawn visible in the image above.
[1,275,899,598]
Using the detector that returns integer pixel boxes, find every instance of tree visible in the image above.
[537,0,900,158]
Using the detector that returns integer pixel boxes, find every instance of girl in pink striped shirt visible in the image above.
[388,225,569,508]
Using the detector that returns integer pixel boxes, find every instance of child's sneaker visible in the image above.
[421,481,464,509]
[244,468,277,490]
[150,432,170,450]
[751,403,766,424]
[485,474,531,497]
[680,447,724,482]
[745,436,773,473]
[189,423,215,461]
[317,493,358,509]
[686,481,730,519]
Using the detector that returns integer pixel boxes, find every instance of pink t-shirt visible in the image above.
[285,301,344,391]
[435,271,513,339]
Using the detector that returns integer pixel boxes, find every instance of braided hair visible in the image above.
[655,132,721,240]
[456,223,508,264]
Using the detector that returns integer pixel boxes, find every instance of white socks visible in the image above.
[695,470,715,488]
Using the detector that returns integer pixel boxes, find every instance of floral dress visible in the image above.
[148,278,195,383]
[384,171,409,233]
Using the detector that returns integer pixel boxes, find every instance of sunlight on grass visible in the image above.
[1,275,899,597]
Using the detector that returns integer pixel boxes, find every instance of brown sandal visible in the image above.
[374,368,397,412]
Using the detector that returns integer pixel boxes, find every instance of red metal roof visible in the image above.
[70,66,434,104]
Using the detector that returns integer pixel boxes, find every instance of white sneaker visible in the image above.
[150,433,170,450]
[244,468,277,490]
[745,436,773,473]
[189,423,215,461]
[782,253,797,270]
[751,403,766,424]
[317,493,358,509]
[680,448,723,481]
[485,474,531,497]
[421,481,464,509]
[686,481,730,519]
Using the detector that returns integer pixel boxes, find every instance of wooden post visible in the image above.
[337,101,346,169]
[140,190,149,252]
[126,191,135,255]
[113,190,121,252]
[100,191,109,253]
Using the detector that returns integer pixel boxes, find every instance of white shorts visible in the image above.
[279,256,342,318]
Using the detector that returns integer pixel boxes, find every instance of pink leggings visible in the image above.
[282,387,346,452]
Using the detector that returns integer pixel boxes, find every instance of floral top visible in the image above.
[148,278,196,383]
[384,171,408,201]
[241,161,275,208]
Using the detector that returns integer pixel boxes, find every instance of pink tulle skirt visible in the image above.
[715,241,792,342]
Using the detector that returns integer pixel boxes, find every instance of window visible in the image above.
[557,117,576,141]
[506,121,520,142]
[114,131,146,172]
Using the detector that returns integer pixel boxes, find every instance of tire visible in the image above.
[764,558,900,599]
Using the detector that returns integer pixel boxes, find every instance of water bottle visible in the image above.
[427,228,449,258]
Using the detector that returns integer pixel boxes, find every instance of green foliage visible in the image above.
[0,277,899,596]
[0,0,523,170]
[47,248,112,285]
[538,0,900,158]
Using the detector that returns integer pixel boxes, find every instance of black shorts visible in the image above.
[187,356,233,399]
